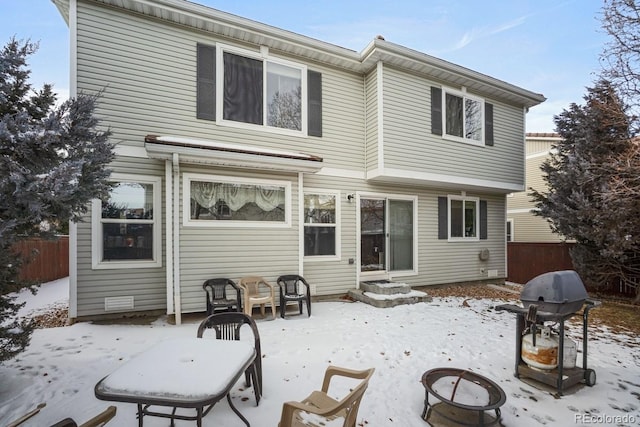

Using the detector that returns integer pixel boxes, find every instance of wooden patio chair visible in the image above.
[197,312,262,405]
[278,366,375,427]
[238,276,277,319]
[202,278,242,315]
[48,406,117,427]
[276,275,311,319]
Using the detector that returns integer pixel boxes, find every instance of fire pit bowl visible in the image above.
[421,368,506,426]
[520,270,588,315]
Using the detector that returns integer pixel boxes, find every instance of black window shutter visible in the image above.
[480,200,488,240]
[308,70,322,137]
[196,44,216,121]
[438,196,448,239]
[484,103,494,146]
[431,86,443,136]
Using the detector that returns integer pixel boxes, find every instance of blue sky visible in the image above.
[1,0,607,132]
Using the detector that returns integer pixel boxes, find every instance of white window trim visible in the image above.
[507,218,514,242]
[441,86,485,147]
[183,173,291,228]
[303,188,341,262]
[91,173,162,269]
[448,194,480,242]
[216,43,308,137]
[357,192,419,276]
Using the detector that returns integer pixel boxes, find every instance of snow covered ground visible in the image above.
[1,278,639,426]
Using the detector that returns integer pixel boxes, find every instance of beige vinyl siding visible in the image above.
[364,70,379,172]
[76,2,365,171]
[301,174,360,296]
[381,66,525,187]
[418,192,507,284]
[75,156,167,317]
[508,154,547,210]
[302,175,508,292]
[526,139,556,155]
[509,212,562,242]
[506,137,564,242]
[177,166,300,313]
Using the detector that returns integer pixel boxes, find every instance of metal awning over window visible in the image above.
[144,135,323,173]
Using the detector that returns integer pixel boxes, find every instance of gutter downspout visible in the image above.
[165,159,174,315]
[172,153,182,324]
[298,172,304,276]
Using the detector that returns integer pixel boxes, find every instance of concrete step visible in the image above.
[349,283,431,308]
[360,280,412,295]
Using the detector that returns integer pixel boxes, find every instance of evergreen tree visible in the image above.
[0,38,114,362]
[530,80,640,298]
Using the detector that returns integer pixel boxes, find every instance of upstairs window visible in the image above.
[430,86,493,146]
[196,43,323,136]
[445,90,483,142]
[221,52,303,132]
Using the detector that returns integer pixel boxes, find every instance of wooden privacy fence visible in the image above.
[13,236,69,282]
[507,242,575,285]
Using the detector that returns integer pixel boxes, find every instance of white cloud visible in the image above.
[451,15,529,51]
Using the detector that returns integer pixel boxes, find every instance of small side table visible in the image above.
[421,368,506,426]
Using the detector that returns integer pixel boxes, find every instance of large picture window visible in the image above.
[304,191,340,259]
[443,88,484,144]
[220,46,304,133]
[185,174,290,227]
[92,174,162,269]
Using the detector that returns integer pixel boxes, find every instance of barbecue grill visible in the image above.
[496,270,601,395]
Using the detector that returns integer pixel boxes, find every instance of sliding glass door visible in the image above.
[360,197,415,274]
[360,199,385,272]
[389,199,413,271]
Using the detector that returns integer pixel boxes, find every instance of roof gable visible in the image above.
[53,0,545,108]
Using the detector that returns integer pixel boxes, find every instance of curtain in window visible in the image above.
[191,181,284,212]
[223,52,263,125]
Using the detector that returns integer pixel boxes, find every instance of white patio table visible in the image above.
[94,337,256,427]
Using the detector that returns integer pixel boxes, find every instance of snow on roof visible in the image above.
[146,135,322,162]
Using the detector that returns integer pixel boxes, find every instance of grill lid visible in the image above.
[520,270,588,314]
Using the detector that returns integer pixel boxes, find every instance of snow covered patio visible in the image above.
[1,278,639,426]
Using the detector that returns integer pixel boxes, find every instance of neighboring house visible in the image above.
[53,0,545,322]
[506,133,566,242]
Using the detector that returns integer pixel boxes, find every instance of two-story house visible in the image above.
[53,0,545,322]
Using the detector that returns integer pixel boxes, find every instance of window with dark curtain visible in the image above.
[223,52,263,125]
